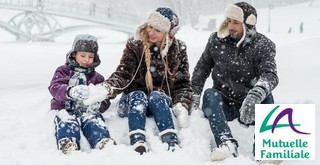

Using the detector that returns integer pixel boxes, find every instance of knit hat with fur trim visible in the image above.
[135,7,180,39]
[135,7,180,58]
[218,2,257,47]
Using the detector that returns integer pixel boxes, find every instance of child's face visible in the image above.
[74,51,95,68]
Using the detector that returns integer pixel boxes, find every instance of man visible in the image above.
[191,2,279,161]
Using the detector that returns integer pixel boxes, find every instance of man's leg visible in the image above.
[202,88,238,160]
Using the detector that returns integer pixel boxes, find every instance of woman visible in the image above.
[84,7,192,154]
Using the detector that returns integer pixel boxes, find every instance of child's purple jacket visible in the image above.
[48,65,110,113]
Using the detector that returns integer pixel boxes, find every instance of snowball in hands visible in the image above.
[173,103,189,128]
[83,83,109,105]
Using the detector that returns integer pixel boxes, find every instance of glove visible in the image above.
[172,103,189,128]
[190,94,204,117]
[86,102,101,115]
[68,85,89,100]
[83,83,112,105]
[190,94,201,111]
[239,86,266,124]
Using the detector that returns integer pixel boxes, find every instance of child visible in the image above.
[48,34,116,154]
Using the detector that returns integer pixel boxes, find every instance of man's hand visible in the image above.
[239,86,266,124]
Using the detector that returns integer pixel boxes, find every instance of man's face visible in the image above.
[226,18,244,39]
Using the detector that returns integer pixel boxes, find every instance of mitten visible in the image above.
[172,103,189,128]
[68,85,89,100]
[239,86,266,124]
[190,94,201,111]
[83,83,112,105]
[86,102,101,115]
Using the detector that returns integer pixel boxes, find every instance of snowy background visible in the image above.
[0,1,319,165]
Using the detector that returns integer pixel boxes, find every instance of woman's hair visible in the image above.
[140,27,168,92]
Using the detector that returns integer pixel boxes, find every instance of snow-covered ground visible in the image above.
[0,1,319,165]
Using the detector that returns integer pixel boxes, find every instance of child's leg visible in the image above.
[54,110,80,152]
[80,113,113,149]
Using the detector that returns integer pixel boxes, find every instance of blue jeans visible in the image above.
[118,90,177,145]
[54,113,111,149]
[202,88,274,147]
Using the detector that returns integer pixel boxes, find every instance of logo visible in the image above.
[255,104,315,161]
[259,105,310,135]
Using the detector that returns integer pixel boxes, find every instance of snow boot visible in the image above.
[129,130,148,155]
[95,137,117,149]
[132,141,148,155]
[160,130,179,152]
[210,139,238,161]
[58,138,78,154]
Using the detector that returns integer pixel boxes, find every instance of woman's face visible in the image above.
[146,25,165,47]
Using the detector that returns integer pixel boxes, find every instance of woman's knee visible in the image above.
[147,91,171,113]
[128,90,148,113]
[148,91,169,104]
[148,91,162,100]
[129,90,147,101]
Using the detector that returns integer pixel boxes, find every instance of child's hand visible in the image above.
[68,85,89,100]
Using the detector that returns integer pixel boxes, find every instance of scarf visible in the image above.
[65,66,89,117]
